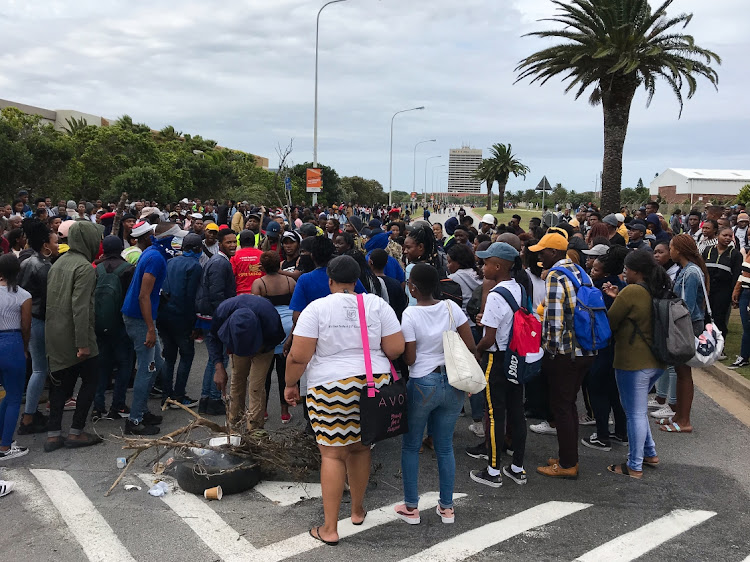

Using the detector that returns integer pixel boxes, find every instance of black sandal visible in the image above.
[607,462,642,479]
[309,526,338,546]
[352,511,367,526]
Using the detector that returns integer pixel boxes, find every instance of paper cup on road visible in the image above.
[204,486,223,501]
[116,457,127,469]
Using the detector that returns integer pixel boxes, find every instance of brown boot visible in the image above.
[537,462,579,479]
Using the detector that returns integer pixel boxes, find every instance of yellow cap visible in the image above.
[528,232,569,252]
[205,222,219,231]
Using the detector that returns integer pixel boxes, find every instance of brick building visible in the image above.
[649,168,750,205]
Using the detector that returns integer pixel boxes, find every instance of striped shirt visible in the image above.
[0,285,31,330]
[697,236,718,254]
[542,259,596,358]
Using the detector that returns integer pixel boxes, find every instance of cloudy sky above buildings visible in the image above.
[1,0,748,195]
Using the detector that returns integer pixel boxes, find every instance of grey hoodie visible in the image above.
[449,268,482,324]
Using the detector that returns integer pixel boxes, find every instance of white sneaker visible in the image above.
[650,405,674,419]
[468,422,485,438]
[579,414,596,426]
[0,480,14,497]
[530,421,557,435]
[0,443,28,462]
[647,397,661,409]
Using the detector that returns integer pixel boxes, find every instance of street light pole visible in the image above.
[389,106,425,206]
[413,139,436,193]
[431,164,446,200]
[424,155,441,205]
[313,0,348,206]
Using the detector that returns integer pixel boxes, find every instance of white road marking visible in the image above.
[31,469,136,562]
[574,509,717,562]
[400,500,591,562]
[245,491,467,562]
[138,474,256,561]
[254,480,323,506]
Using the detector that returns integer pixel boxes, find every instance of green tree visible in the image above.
[289,163,341,206]
[636,177,644,189]
[737,185,750,204]
[516,0,720,214]
[105,165,174,203]
[476,143,530,213]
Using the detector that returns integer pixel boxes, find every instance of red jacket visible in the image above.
[231,247,264,294]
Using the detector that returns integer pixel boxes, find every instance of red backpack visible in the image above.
[492,285,543,384]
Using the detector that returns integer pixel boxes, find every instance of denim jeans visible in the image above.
[739,289,750,359]
[25,317,48,415]
[123,315,164,423]
[615,368,663,471]
[401,368,465,510]
[0,331,26,446]
[158,320,195,399]
[202,348,228,400]
[655,365,677,405]
[95,323,134,411]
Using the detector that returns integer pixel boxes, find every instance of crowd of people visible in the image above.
[0,190,744,539]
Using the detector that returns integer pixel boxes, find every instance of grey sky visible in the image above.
[1,0,747,196]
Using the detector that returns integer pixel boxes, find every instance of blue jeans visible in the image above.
[401,369,465,510]
[0,331,26,446]
[25,317,48,415]
[615,368,662,472]
[158,320,195,399]
[95,324,134,411]
[739,289,750,359]
[655,365,677,405]
[123,316,164,423]
[202,349,227,400]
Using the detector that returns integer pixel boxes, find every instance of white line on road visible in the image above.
[254,480,323,506]
[574,509,717,562]
[244,491,467,562]
[31,469,136,562]
[399,500,591,562]
[138,474,255,561]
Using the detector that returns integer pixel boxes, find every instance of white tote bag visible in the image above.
[442,301,487,394]
[684,271,725,368]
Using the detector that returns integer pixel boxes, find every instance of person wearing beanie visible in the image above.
[91,236,136,421]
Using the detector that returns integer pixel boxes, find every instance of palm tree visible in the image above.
[62,116,88,135]
[515,0,720,214]
[478,143,530,213]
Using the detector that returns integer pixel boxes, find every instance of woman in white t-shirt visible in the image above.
[395,263,476,526]
[0,254,32,461]
[285,255,404,546]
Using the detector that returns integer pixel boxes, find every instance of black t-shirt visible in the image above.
[610,232,626,247]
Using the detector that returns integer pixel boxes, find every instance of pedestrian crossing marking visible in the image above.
[399,500,591,562]
[574,509,717,562]
[253,480,323,506]
[31,469,136,562]
[137,474,256,561]
[243,492,468,562]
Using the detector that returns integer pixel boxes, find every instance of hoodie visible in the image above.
[365,231,405,283]
[647,213,671,245]
[45,221,101,372]
[448,268,482,324]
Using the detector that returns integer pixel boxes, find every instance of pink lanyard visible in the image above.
[356,293,399,398]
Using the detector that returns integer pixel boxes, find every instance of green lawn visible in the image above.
[476,207,542,226]
[719,310,750,380]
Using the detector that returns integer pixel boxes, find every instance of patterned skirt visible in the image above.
[307,373,391,446]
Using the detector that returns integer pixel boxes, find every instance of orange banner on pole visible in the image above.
[306,168,322,192]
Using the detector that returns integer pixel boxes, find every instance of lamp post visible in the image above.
[413,139,436,193]
[313,0,349,206]
[389,106,425,206]
[431,164,446,198]
[424,155,441,204]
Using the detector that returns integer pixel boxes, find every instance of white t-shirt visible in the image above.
[0,285,31,330]
[481,279,521,352]
[293,292,401,388]
[401,300,468,379]
[526,268,546,319]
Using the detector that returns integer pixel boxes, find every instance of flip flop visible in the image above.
[352,511,367,526]
[659,422,692,433]
[656,417,674,425]
[309,526,338,546]
[607,462,642,479]
[643,457,660,468]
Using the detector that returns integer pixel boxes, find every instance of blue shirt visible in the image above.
[122,246,168,320]
[289,267,366,312]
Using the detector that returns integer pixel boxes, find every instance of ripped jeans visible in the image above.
[123,315,164,424]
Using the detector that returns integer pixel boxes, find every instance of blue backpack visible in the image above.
[549,264,611,352]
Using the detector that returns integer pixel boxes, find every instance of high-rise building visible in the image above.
[448,147,482,193]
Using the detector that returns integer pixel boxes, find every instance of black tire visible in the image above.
[174,453,261,496]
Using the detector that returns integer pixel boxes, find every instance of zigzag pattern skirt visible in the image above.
[307,373,392,446]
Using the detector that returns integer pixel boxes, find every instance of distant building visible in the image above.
[650,168,750,204]
[0,98,268,169]
[448,147,482,194]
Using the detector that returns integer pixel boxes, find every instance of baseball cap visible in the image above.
[281,230,301,243]
[738,213,750,222]
[299,223,318,237]
[582,244,610,256]
[481,213,496,225]
[528,232,569,252]
[190,212,203,219]
[131,221,156,238]
[205,222,219,232]
[239,230,256,247]
[140,206,159,219]
[602,214,619,227]
[102,235,124,255]
[182,233,202,251]
[626,221,647,233]
[476,242,519,261]
[614,213,625,223]
[569,218,580,228]
[266,221,281,238]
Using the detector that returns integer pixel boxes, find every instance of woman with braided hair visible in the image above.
[403,221,448,305]
[662,234,711,433]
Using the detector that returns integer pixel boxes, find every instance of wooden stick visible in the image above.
[105,450,141,497]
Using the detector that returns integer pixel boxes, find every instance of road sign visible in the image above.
[535,175,552,192]
[284,177,292,191]
[306,168,322,193]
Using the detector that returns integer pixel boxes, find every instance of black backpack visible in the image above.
[94,262,130,336]
[437,278,464,307]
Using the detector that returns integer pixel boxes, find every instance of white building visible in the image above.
[448,147,482,194]
[650,168,750,204]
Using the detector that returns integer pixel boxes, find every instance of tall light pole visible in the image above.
[424,155,441,198]
[313,0,348,206]
[431,164,446,199]
[413,139,436,193]
[389,106,425,206]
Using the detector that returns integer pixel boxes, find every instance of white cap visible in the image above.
[190,212,203,219]
[614,213,625,223]
[131,221,156,238]
[481,213,496,225]
[180,198,190,204]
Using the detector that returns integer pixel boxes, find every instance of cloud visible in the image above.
[0,0,747,197]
